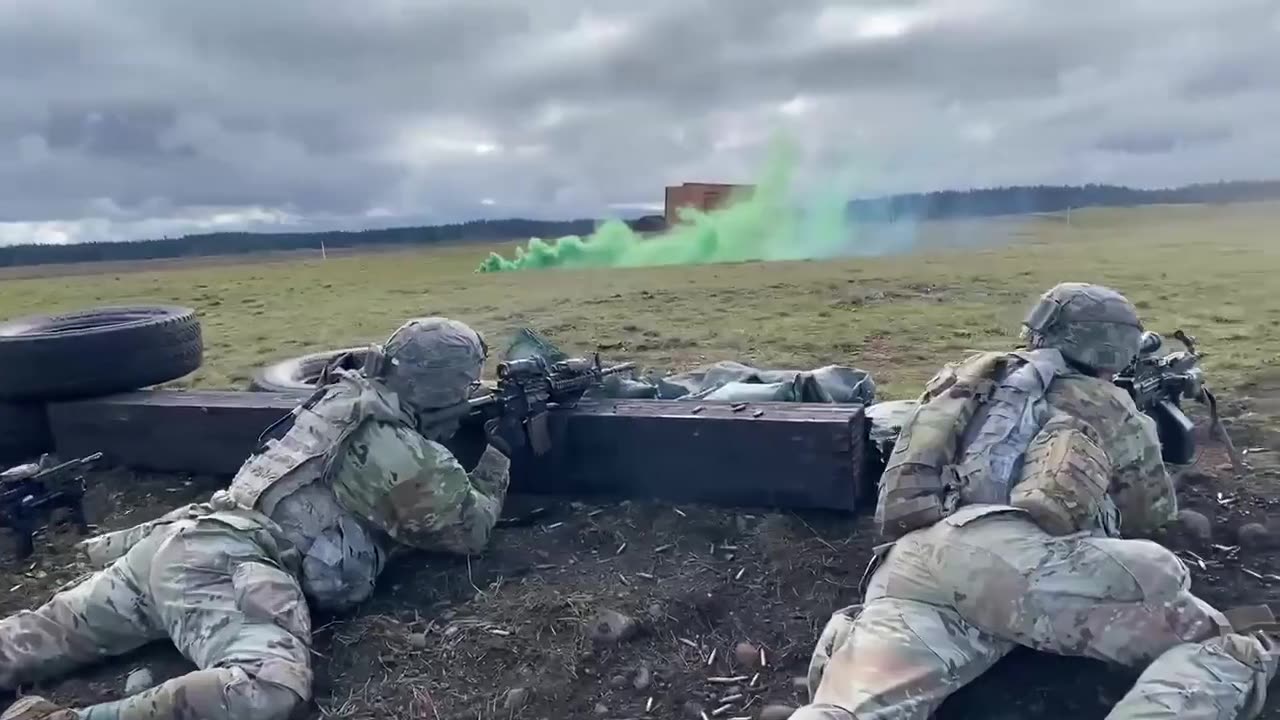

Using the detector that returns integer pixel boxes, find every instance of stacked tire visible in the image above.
[0,305,204,466]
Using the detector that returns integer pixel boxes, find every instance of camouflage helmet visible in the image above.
[380,317,487,411]
[1021,282,1143,373]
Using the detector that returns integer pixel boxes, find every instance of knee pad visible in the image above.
[166,667,303,720]
[808,606,861,697]
[790,705,856,720]
[224,671,305,720]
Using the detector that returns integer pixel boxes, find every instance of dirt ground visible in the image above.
[4,400,1280,719]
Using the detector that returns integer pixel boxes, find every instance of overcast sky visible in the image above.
[1,0,1277,245]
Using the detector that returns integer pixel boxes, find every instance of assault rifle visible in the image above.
[418,353,636,456]
[1112,330,1244,474]
[0,452,101,559]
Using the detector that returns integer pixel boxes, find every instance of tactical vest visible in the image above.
[874,348,1071,540]
[228,370,418,517]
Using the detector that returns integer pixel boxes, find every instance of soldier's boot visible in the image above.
[794,598,1013,720]
[0,696,76,720]
[1104,613,1279,720]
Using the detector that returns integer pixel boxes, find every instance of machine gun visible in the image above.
[1112,330,1244,474]
[0,452,101,559]
[418,353,636,456]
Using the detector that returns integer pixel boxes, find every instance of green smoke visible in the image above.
[476,140,859,273]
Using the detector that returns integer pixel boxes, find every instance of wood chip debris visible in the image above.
[645,697,654,713]
[718,693,744,703]
[615,542,628,555]
[674,508,687,517]
[706,648,718,666]
[679,638,701,650]
[543,522,564,531]
[654,544,673,553]
[636,572,654,580]
[712,704,734,716]
[1181,551,1208,570]
[749,673,760,687]
[734,567,746,581]
[759,648,767,667]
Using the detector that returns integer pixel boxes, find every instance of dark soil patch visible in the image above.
[4,413,1280,719]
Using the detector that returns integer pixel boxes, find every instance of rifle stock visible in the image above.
[0,451,101,559]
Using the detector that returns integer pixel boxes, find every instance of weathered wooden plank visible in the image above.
[515,399,868,511]
[48,391,868,512]
[49,390,300,477]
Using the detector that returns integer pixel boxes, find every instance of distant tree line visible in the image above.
[2,180,1277,269]
[845,180,1280,222]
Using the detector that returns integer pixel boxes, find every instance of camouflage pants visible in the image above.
[0,519,311,720]
[796,505,1274,720]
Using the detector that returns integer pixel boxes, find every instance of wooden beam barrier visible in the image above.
[47,391,869,513]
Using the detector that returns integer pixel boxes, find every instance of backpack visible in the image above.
[874,348,1070,539]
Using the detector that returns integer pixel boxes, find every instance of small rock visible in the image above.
[124,668,154,695]
[1175,469,1213,487]
[1238,522,1273,550]
[734,641,761,668]
[1175,509,1213,546]
[594,703,610,716]
[791,676,809,692]
[759,704,797,720]
[589,609,639,644]
[503,687,532,713]
[608,674,629,689]
[632,664,652,691]
[647,603,664,620]
[407,632,428,650]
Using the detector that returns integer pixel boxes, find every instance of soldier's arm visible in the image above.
[1109,411,1178,537]
[391,432,510,557]
[421,442,510,556]
[1044,378,1177,537]
[333,422,510,557]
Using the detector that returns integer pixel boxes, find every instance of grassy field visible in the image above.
[4,201,1280,720]
[1,201,1278,401]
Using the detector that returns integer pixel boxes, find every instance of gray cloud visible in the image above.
[0,0,1277,243]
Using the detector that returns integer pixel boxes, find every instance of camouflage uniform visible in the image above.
[797,284,1277,720]
[0,317,510,720]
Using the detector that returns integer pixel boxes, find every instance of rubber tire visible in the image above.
[0,305,203,400]
[0,402,52,467]
[249,347,370,393]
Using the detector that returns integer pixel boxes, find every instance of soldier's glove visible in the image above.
[0,695,77,720]
[483,415,514,453]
